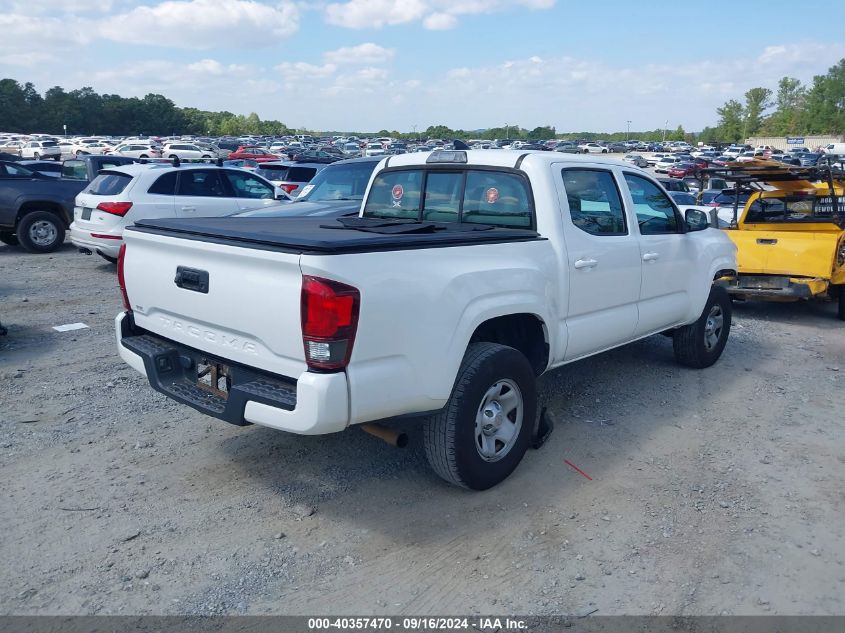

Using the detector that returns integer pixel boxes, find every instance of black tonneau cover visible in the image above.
[129,216,542,255]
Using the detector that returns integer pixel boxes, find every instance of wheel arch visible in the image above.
[16,200,69,228]
[467,312,550,376]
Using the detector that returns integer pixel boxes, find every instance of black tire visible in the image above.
[98,252,118,264]
[139,154,148,159]
[16,211,65,253]
[33,152,40,160]
[836,286,845,321]
[423,342,536,490]
[0,231,19,246]
[673,285,732,368]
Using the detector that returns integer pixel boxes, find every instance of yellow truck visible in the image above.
[712,161,845,320]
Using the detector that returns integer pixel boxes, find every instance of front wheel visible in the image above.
[17,211,65,253]
[423,342,536,490]
[34,152,40,160]
[673,286,732,368]
[836,285,845,321]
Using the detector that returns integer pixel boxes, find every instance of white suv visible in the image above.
[69,163,287,261]
[162,143,214,160]
[20,140,62,160]
[110,143,164,159]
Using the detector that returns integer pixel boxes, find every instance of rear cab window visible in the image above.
[363,168,533,228]
[87,171,133,196]
[61,160,87,180]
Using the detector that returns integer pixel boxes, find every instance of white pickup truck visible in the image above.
[115,150,737,489]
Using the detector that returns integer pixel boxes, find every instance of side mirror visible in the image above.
[685,208,710,231]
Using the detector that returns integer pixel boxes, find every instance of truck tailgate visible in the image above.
[122,228,306,379]
[728,229,839,278]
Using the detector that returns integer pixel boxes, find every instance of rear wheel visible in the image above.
[17,211,65,253]
[33,152,40,160]
[673,286,732,368]
[423,342,536,490]
[0,231,19,246]
[139,154,148,159]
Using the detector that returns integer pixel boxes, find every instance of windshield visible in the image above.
[297,161,377,202]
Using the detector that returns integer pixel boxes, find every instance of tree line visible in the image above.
[702,58,845,143]
[0,80,292,136]
[2,58,843,141]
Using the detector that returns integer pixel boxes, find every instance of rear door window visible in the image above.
[148,171,177,195]
[561,169,627,235]
[176,170,227,197]
[87,172,132,196]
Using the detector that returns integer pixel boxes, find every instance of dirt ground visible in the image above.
[1,241,844,617]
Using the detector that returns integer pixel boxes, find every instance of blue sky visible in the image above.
[1,0,844,133]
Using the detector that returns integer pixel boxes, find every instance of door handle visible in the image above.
[574,258,598,269]
[181,206,196,213]
[756,238,777,245]
[642,252,660,262]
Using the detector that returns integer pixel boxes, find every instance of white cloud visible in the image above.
[323,43,395,65]
[325,0,555,30]
[0,14,89,54]
[422,13,457,30]
[99,0,300,48]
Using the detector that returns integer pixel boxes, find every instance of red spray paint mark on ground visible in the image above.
[564,459,593,481]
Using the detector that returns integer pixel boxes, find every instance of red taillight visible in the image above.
[281,184,298,194]
[97,201,133,217]
[117,243,131,311]
[301,275,360,371]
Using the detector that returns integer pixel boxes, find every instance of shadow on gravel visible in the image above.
[0,323,65,365]
[0,241,77,259]
[213,331,763,542]
[732,298,841,329]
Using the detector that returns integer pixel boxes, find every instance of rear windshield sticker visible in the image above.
[392,184,404,207]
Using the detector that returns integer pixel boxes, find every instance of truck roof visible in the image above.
[379,149,638,172]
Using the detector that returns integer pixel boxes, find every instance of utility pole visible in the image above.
[505,123,509,140]
[626,120,631,141]
[662,120,668,143]
[412,124,417,141]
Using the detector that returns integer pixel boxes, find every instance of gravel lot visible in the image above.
[1,240,844,617]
